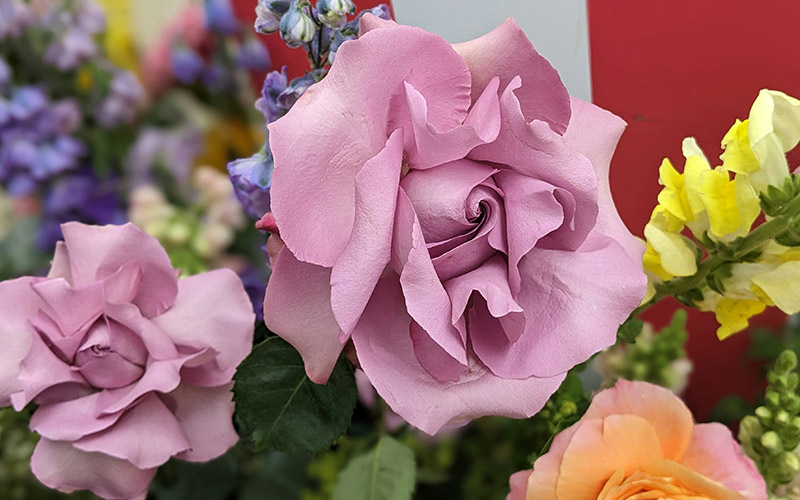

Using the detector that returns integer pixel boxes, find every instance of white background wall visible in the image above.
[392,0,592,101]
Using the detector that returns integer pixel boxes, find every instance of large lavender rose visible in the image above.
[0,223,254,499]
[263,15,647,434]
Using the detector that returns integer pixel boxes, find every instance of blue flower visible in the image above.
[255,67,289,123]
[279,1,317,48]
[237,38,272,71]
[255,0,290,34]
[227,147,274,219]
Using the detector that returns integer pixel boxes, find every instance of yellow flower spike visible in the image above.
[715,297,766,340]
[699,168,759,239]
[96,0,139,72]
[741,90,800,193]
[751,261,800,314]
[643,223,697,277]
[683,155,711,218]
[657,158,693,222]
[643,243,674,281]
[721,119,760,174]
[649,205,684,233]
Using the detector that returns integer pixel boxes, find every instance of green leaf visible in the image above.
[233,337,357,454]
[332,436,416,500]
[617,318,644,344]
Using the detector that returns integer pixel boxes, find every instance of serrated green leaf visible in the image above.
[617,318,644,344]
[332,436,416,500]
[233,337,357,454]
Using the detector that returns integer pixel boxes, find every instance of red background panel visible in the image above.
[589,1,800,419]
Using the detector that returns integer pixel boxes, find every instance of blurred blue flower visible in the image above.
[237,38,272,71]
[96,71,145,127]
[170,46,205,84]
[276,69,325,110]
[205,0,240,35]
[0,0,34,40]
[0,58,11,87]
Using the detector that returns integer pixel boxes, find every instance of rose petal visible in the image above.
[469,77,598,252]
[642,460,751,500]
[410,321,466,382]
[494,171,565,293]
[152,269,255,387]
[269,23,472,267]
[506,470,532,500]
[525,423,582,499]
[357,12,396,35]
[163,382,238,462]
[74,393,190,469]
[30,392,122,441]
[393,188,466,364]
[46,241,73,282]
[444,255,524,342]
[555,414,663,499]
[31,438,155,500]
[30,278,103,337]
[404,77,501,170]
[10,331,88,410]
[510,233,647,378]
[0,277,41,404]
[351,276,564,434]
[401,158,497,244]
[583,379,694,461]
[263,246,343,384]
[104,302,179,360]
[563,97,645,263]
[452,18,570,135]
[330,129,403,337]
[680,423,767,500]
[96,354,198,415]
[60,222,178,317]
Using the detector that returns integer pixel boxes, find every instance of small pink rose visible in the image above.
[507,380,767,500]
[263,16,647,434]
[0,222,254,499]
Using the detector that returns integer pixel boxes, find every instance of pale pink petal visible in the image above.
[444,255,524,342]
[74,394,189,469]
[506,470,532,500]
[680,423,768,500]
[162,382,238,462]
[96,354,198,415]
[392,189,466,364]
[429,184,505,281]
[60,222,178,317]
[0,277,41,405]
[493,171,564,293]
[401,158,496,244]
[102,263,143,305]
[10,332,87,410]
[507,233,646,378]
[330,130,403,337]
[351,276,564,434]
[563,97,645,263]
[263,246,343,384]
[357,12,396,34]
[46,241,73,282]
[30,392,122,441]
[104,302,180,360]
[404,77,501,170]
[452,18,571,135]
[268,24,472,267]
[31,438,155,499]
[584,380,694,461]
[30,278,103,337]
[469,78,598,252]
[152,269,254,387]
[410,321,466,382]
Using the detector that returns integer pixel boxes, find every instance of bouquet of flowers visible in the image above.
[1,1,799,499]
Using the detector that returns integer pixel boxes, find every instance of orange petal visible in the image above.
[583,380,694,460]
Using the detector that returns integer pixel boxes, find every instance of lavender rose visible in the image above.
[263,16,647,434]
[0,222,254,499]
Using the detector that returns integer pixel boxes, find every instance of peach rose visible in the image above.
[507,380,767,500]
